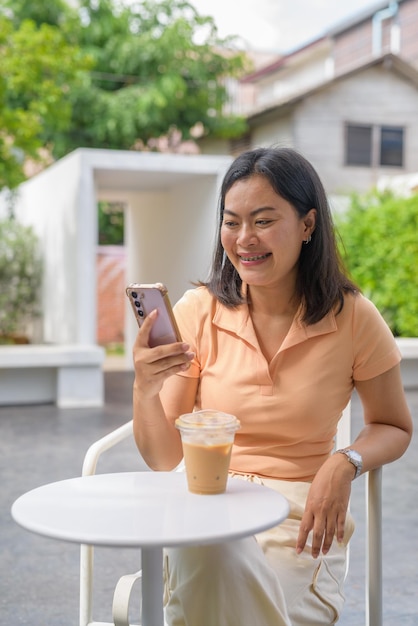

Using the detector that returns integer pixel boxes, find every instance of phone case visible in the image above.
[126,283,182,347]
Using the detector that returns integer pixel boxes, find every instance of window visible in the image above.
[346,125,372,166]
[380,126,404,166]
[345,123,404,168]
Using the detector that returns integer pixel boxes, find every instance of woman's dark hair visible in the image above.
[200,147,358,325]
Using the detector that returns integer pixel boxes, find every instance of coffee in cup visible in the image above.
[175,410,240,494]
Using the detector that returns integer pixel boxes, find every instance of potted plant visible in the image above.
[0,217,43,344]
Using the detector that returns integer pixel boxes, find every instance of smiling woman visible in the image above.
[131,146,412,626]
[221,175,315,298]
[205,147,355,325]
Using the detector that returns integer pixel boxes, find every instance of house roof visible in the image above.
[247,53,418,125]
[242,0,408,84]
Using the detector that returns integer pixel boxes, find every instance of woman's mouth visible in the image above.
[239,253,271,262]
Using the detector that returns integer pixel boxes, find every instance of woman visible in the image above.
[132,147,412,625]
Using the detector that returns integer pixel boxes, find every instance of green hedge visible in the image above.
[336,190,418,337]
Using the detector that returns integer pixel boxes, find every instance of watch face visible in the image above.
[349,450,362,466]
[337,448,363,478]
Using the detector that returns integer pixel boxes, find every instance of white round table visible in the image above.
[12,471,289,626]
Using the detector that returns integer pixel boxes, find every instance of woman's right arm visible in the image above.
[132,309,197,470]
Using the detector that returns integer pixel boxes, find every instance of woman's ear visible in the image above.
[303,208,317,238]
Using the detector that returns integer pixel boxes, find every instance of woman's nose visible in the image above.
[237,224,257,246]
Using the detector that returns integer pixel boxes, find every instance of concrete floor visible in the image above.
[1,370,417,626]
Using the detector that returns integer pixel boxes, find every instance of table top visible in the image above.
[12,472,289,548]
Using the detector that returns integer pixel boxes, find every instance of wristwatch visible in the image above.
[336,448,363,479]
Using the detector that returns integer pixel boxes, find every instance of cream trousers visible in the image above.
[163,476,355,626]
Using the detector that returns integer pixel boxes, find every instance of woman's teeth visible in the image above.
[241,253,270,261]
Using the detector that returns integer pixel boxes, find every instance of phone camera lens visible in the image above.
[131,292,137,299]
[134,300,141,308]
[138,310,144,317]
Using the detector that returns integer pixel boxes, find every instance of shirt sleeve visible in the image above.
[352,295,401,381]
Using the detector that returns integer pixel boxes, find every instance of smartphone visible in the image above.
[126,282,182,347]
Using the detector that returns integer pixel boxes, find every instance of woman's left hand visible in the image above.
[296,454,354,558]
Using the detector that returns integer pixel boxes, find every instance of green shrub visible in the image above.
[336,190,418,337]
[0,218,43,341]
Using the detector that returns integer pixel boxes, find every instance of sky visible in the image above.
[187,0,385,53]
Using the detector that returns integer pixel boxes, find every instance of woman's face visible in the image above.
[221,174,316,292]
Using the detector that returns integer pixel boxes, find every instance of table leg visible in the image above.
[141,546,164,626]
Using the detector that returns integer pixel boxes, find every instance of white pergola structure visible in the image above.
[13,148,232,352]
[4,149,231,405]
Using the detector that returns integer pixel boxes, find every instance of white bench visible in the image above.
[0,344,105,408]
[396,338,418,389]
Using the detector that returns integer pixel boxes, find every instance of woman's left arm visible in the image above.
[297,363,413,558]
[350,362,413,470]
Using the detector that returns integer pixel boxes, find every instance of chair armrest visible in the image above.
[82,420,134,476]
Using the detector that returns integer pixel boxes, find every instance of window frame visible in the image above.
[344,122,405,168]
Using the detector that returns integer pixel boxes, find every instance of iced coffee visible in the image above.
[175,410,240,494]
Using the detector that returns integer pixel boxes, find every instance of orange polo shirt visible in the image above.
[172,287,401,481]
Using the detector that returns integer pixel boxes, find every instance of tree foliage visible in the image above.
[336,190,418,337]
[0,8,92,189]
[1,0,249,189]
[98,201,124,245]
[0,217,43,339]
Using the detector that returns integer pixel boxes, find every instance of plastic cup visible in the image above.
[175,410,240,494]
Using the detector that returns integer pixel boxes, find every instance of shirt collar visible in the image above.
[212,287,338,352]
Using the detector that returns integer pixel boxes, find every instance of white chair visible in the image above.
[336,406,383,626]
[80,420,143,626]
[79,403,382,626]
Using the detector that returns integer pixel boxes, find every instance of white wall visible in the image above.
[12,151,97,344]
[124,174,222,356]
[10,149,231,351]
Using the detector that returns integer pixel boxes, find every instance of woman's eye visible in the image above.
[223,220,238,227]
[256,219,272,226]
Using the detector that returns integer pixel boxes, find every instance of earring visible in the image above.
[304,234,312,244]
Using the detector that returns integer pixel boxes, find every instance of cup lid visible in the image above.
[175,409,240,432]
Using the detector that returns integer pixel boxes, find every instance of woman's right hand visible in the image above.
[133,309,194,399]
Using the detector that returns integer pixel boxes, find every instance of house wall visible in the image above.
[256,51,332,108]
[293,65,418,193]
[399,0,418,67]
[197,136,231,156]
[333,20,373,74]
[252,41,333,110]
[333,0,418,73]
[231,0,418,120]
[245,65,418,195]
[251,114,295,149]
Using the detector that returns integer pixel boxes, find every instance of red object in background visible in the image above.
[96,246,126,346]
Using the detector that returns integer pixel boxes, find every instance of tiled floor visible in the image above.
[1,370,417,625]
